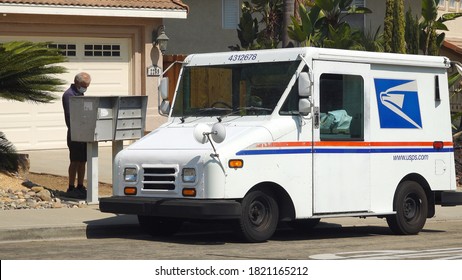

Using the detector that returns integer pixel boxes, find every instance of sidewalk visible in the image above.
[0,205,140,242]
[0,147,141,242]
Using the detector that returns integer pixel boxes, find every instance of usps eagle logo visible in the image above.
[374,79,422,129]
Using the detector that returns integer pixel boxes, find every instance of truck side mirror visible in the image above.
[159,100,170,116]
[298,72,311,97]
[159,77,169,100]
[298,72,312,116]
[298,99,311,116]
[158,77,170,116]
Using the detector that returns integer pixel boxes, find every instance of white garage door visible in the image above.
[0,36,131,151]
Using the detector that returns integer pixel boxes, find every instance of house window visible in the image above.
[223,0,239,30]
[448,0,457,10]
[84,44,121,57]
[48,43,76,57]
[346,0,366,30]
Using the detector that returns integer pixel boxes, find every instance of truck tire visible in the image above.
[386,181,428,235]
[138,215,183,237]
[237,190,279,242]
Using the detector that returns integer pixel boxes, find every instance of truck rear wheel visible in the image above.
[386,181,428,235]
[138,215,183,237]
[237,190,279,242]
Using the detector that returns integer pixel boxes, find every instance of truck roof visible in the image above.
[184,47,451,69]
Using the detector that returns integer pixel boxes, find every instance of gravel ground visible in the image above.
[0,171,112,210]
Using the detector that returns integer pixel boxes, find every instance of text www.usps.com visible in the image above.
[393,154,429,161]
[155,266,239,276]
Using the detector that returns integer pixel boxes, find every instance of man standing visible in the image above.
[62,72,91,199]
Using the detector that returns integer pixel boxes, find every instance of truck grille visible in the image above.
[142,167,177,190]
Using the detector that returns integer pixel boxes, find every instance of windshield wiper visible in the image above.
[175,108,230,123]
[197,107,233,116]
[221,106,273,117]
[179,106,273,122]
[241,106,272,112]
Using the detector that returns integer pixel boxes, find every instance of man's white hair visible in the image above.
[74,72,91,83]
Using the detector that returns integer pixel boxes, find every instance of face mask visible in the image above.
[78,87,87,94]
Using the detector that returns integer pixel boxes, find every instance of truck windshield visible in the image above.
[171,61,299,117]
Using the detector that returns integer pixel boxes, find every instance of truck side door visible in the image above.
[312,60,371,214]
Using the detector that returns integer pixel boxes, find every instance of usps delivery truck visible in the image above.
[100,47,462,242]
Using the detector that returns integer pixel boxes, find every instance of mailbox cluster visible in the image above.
[69,96,148,142]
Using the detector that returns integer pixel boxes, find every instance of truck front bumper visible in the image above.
[99,196,242,220]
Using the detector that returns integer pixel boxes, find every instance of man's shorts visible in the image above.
[67,131,87,162]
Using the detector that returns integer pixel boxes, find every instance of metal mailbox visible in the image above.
[69,96,147,142]
[114,96,147,141]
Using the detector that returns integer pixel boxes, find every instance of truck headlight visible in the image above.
[124,167,138,182]
[182,168,196,183]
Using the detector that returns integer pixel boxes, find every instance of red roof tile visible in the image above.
[0,0,188,11]
[444,38,462,55]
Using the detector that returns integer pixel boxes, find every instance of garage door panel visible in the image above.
[2,129,33,150]
[1,102,63,122]
[35,129,67,147]
[0,106,30,120]
[0,36,130,150]
[1,101,66,149]
[0,103,33,126]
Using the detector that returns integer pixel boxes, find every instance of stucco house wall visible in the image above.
[164,0,243,54]
[0,0,188,150]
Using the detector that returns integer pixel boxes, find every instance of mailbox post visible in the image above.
[69,96,147,204]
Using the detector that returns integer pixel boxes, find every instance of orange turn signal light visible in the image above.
[182,188,196,197]
[229,159,244,169]
[124,187,137,195]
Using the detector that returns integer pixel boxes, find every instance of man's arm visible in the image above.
[62,91,71,128]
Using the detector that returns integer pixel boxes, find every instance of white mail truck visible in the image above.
[100,47,462,242]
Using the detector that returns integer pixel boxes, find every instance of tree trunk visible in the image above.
[282,0,295,48]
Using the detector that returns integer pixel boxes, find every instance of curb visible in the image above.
[0,223,143,242]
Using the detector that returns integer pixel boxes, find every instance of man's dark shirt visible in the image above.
[62,84,83,129]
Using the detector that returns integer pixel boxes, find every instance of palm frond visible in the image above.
[0,41,68,103]
[0,132,19,172]
[0,41,69,172]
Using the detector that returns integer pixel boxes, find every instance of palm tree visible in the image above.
[231,0,284,50]
[253,0,284,49]
[231,1,260,50]
[282,0,295,47]
[0,41,67,172]
[288,0,371,49]
[0,132,20,172]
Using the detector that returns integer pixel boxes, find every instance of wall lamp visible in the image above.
[153,25,169,54]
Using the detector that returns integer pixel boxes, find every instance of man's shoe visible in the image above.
[65,185,79,198]
[76,185,87,199]
[64,185,86,199]
[66,185,76,193]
